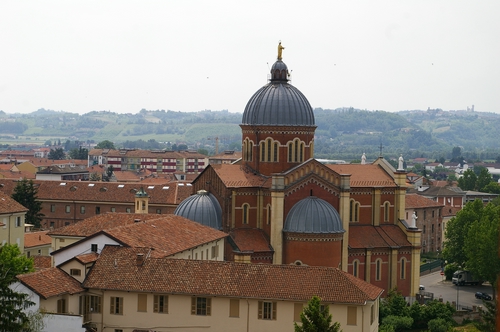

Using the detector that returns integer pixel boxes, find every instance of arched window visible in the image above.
[273,142,279,162]
[260,142,265,161]
[400,258,406,279]
[353,260,359,278]
[349,199,360,222]
[288,142,293,162]
[375,259,382,281]
[294,140,299,162]
[384,201,390,222]
[242,204,249,225]
[267,204,271,225]
[248,141,253,161]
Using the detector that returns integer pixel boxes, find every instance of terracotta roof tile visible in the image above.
[24,231,52,248]
[405,194,444,209]
[230,228,272,252]
[349,225,412,249]
[0,170,36,179]
[0,191,28,214]
[0,179,192,205]
[84,246,383,304]
[104,215,227,257]
[47,213,163,237]
[17,267,84,299]
[32,256,52,270]
[75,252,99,264]
[327,164,396,187]
[211,164,271,188]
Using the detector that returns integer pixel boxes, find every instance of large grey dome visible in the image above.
[241,60,315,126]
[284,197,344,233]
[174,190,222,230]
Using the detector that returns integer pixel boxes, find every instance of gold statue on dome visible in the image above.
[277,41,285,60]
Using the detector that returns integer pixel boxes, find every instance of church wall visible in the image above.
[395,250,413,296]
[369,250,391,292]
[283,234,342,267]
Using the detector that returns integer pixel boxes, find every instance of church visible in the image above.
[175,44,421,298]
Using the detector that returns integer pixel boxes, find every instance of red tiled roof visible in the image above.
[0,179,193,205]
[47,213,164,237]
[0,170,35,179]
[349,225,412,249]
[32,256,52,270]
[0,191,28,214]
[211,164,271,188]
[405,194,444,209]
[327,164,396,187]
[17,268,84,299]
[75,252,99,264]
[24,231,52,248]
[230,228,272,252]
[104,215,227,257]
[84,246,383,304]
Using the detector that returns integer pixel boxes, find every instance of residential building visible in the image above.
[405,194,444,253]
[208,150,242,165]
[24,230,52,258]
[17,245,383,332]
[0,191,27,250]
[0,179,193,229]
[36,164,89,181]
[88,149,207,175]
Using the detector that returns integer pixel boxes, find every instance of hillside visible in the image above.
[1,108,500,160]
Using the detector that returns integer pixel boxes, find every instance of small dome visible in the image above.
[284,197,344,234]
[174,190,222,230]
[241,60,315,127]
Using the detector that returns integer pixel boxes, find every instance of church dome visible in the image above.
[174,190,222,230]
[241,60,315,126]
[284,197,344,233]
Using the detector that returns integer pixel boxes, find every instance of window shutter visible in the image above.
[272,302,277,320]
[110,297,115,314]
[293,303,303,322]
[154,295,159,312]
[206,298,211,316]
[191,297,196,315]
[258,301,263,319]
[119,298,123,315]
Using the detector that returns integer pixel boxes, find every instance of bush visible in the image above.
[428,318,452,332]
[381,315,413,332]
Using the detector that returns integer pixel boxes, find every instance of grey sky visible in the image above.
[1,1,499,115]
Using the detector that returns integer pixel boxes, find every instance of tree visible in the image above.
[89,172,101,181]
[464,202,500,298]
[476,168,493,192]
[0,243,36,332]
[68,147,88,160]
[11,179,44,229]
[451,146,462,162]
[95,140,115,149]
[294,296,341,332]
[47,147,65,160]
[483,182,500,194]
[457,169,477,190]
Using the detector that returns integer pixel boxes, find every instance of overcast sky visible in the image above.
[1,1,499,115]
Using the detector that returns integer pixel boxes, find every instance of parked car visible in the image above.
[475,292,492,301]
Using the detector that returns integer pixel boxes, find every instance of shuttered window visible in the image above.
[191,297,211,316]
[110,297,123,315]
[258,301,277,320]
[153,295,168,313]
[347,306,357,325]
[229,299,239,317]
[137,294,147,312]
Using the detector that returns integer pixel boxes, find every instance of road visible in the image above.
[419,272,494,310]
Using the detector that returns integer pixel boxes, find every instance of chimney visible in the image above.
[136,253,145,266]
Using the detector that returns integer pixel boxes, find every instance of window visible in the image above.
[370,304,375,324]
[349,200,360,222]
[258,301,276,320]
[137,294,147,312]
[191,297,211,316]
[432,210,435,218]
[91,244,98,252]
[353,260,359,278]
[154,295,168,313]
[126,208,131,213]
[95,207,101,214]
[70,269,82,276]
[375,259,382,281]
[242,204,249,224]
[293,303,303,322]
[80,206,85,214]
[15,216,21,227]
[57,298,67,313]
[111,207,116,212]
[267,205,271,225]
[79,295,102,315]
[50,221,55,228]
[51,204,56,212]
[229,299,239,317]
[110,297,123,315]
[115,330,123,332]
[347,306,357,325]
[65,205,71,213]
[211,245,219,259]
[400,258,406,279]
[423,225,426,233]
[383,202,390,222]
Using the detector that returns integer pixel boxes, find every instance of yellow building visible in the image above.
[0,191,27,251]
